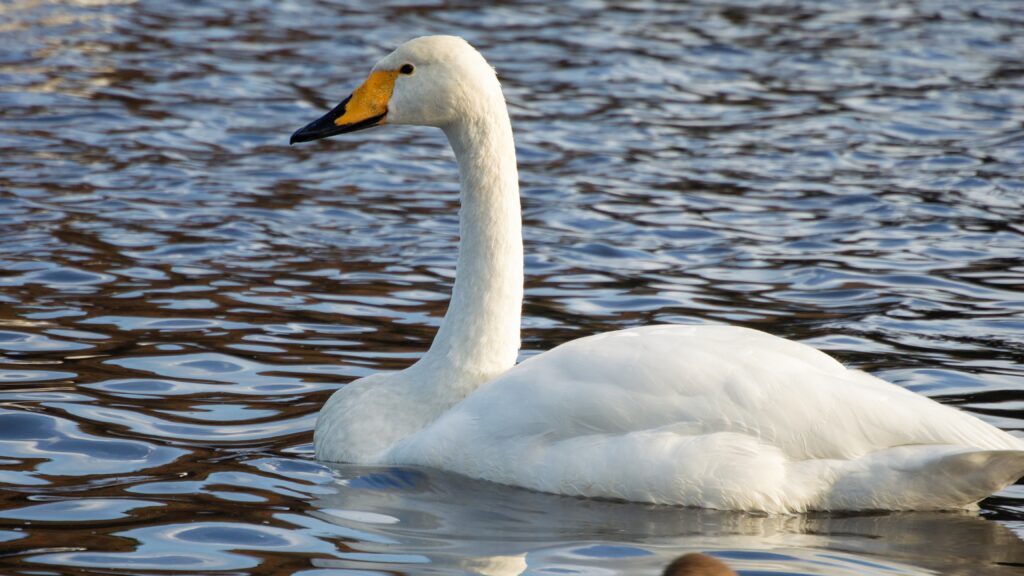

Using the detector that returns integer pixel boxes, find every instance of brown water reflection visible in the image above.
[2,0,1024,574]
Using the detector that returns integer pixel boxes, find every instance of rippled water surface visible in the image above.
[2,1,1024,574]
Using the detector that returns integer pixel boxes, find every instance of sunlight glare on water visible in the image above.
[1,0,1024,574]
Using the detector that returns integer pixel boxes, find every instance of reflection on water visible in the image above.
[1,0,1023,574]
[310,466,1024,576]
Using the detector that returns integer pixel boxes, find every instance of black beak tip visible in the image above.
[290,119,325,145]
[290,96,353,146]
[290,96,384,146]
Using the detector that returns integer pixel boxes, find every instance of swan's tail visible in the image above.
[927,449,1024,504]
[825,447,1024,511]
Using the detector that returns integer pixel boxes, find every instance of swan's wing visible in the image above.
[446,325,1019,455]
[385,324,1023,511]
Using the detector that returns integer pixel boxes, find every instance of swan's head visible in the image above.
[290,35,501,144]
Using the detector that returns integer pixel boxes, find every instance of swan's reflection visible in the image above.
[308,464,1024,575]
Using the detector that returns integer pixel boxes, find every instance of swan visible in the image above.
[290,35,1024,513]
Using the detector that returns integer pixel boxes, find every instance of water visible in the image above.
[2,0,1023,574]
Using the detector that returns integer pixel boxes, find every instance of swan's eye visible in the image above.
[399,63,415,75]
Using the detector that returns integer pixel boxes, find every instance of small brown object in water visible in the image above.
[662,552,737,576]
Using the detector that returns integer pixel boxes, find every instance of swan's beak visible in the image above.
[290,69,399,144]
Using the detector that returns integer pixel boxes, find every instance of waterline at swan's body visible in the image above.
[292,35,1024,513]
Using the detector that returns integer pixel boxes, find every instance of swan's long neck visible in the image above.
[418,100,523,384]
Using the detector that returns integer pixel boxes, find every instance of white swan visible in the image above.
[291,35,1024,513]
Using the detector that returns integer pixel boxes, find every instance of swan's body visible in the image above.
[292,35,1024,513]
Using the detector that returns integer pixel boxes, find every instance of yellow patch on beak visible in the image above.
[335,69,399,127]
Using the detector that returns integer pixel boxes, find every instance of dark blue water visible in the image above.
[1,1,1023,574]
